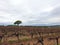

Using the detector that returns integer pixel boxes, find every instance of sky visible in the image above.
[0,0,60,26]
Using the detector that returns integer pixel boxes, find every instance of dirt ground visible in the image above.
[0,37,60,45]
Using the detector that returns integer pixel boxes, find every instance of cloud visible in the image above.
[47,6,60,24]
[0,0,60,25]
[26,6,60,25]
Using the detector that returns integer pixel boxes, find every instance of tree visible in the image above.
[14,20,22,26]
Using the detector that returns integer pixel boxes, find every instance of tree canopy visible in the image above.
[14,20,22,26]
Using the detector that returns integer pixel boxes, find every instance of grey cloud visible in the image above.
[26,6,60,25]
[0,0,60,25]
[51,6,60,16]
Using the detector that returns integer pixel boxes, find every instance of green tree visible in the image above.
[14,20,22,26]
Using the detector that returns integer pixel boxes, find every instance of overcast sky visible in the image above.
[0,0,60,26]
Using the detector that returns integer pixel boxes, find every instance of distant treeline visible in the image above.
[0,25,60,27]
